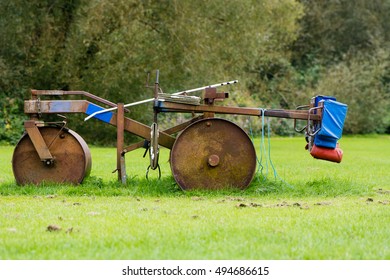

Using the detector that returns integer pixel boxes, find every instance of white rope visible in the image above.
[84,98,156,121]
[84,80,238,121]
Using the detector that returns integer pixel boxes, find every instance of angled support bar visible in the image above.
[24,120,54,163]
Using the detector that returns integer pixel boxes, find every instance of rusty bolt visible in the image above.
[208,154,220,167]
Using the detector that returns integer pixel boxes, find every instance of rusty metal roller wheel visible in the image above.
[12,126,91,185]
[170,118,256,190]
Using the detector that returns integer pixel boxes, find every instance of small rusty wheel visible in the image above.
[12,126,91,185]
[170,118,256,190]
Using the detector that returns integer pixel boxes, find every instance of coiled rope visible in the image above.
[248,109,293,188]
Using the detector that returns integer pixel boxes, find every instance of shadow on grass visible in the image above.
[0,174,374,198]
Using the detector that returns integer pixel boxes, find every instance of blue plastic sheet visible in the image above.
[314,99,348,149]
[86,103,114,123]
[313,95,336,107]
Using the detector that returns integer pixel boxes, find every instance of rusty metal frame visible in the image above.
[122,115,204,154]
[116,103,126,183]
[155,101,322,121]
[24,99,176,149]
[31,89,129,112]
[22,87,324,184]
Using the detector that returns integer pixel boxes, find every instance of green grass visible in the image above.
[1,195,388,259]
[0,135,389,259]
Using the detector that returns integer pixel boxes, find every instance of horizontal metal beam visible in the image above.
[156,101,322,121]
[25,100,88,114]
[31,89,125,111]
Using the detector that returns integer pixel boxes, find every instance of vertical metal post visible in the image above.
[117,103,127,184]
[153,70,159,123]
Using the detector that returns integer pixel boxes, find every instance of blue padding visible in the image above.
[314,99,348,149]
[313,95,336,107]
[86,103,113,123]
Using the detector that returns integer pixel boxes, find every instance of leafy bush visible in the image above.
[0,97,25,145]
[312,50,390,134]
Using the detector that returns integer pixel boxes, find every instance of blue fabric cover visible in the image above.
[313,95,336,107]
[314,99,348,149]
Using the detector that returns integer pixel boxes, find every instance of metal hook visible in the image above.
[145,164,161,180]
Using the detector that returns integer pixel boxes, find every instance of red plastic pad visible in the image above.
[310,143,343,163]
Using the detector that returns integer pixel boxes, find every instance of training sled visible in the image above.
[12,71,348,190]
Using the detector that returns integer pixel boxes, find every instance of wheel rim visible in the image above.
[12,126,91,185]
[170,118,256,190]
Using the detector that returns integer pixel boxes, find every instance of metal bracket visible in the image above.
[203,87,229,104]
[146,164,161,180]
[24,120,54,164]
[149,122,160,170]
[294,105,309,133]
[306,105,323,137]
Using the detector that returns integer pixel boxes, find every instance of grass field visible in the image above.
[0,135,389,259]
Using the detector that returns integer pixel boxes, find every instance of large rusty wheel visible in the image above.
[12,126,91,185]
[170,118,256,190]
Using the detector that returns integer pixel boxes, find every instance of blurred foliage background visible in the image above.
[1,0,389,145]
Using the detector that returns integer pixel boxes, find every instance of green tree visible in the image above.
[58,0,304,143]
[0,0,80,143]
[293,0,390,65]
[291,0,390,133]
[312,50,390,134]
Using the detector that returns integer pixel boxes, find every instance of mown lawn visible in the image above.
[0,135,389,259]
